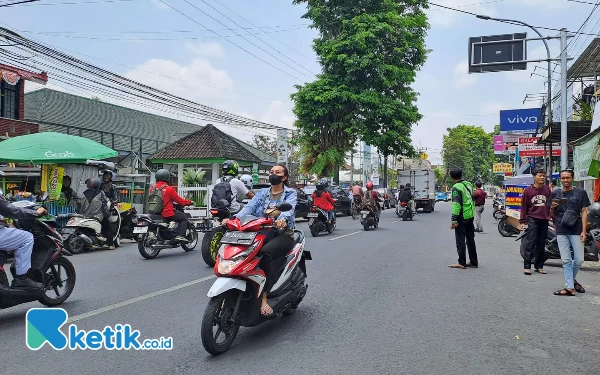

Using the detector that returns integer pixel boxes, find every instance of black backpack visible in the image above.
[211,177,233,209]
[147,186,166,215]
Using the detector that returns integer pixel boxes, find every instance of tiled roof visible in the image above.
[24,89,201,152]
[150,124,274,164]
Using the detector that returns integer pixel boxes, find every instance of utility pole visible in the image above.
[560,28,568,170]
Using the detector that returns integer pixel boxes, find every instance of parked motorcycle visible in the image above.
[200,202,311,355]
[118,206,139,242]
[200,201,234,267]
[307,206,336,237]
[360,203,379,231]
[497,215,521,237]
[135,204,198,259]
[396,201,413,221]
[1,200,76,309]
[62,203,122,254]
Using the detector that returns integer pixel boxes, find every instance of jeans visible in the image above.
[101,217,115,246]
[0,228,34,275]
[260,233,295,291]
[556,235,585,289]
[475,205,484,231]
[523,218,548,270]
[326,210,334,222]
[455,218,477,266]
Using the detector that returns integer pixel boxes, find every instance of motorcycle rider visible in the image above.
[222,164,297,317]
[363,181,383,220]
[80,177,115,249]
[61,175,78,205]
[214,161,255,214]
[312,178,336,224]
[154,169,193,243]
[398,183,415,214]
[100,170,118,202]
[351,181,363,206]
[0,197,46,289]
[240,174,254,191]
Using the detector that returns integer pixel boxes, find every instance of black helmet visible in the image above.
[155,169,170,183]
[102,170,113,180]
[405,183,411,188]
[222,160,239,177]
[86,177,101,189]
[589,202,600,218]
[316,178,328,190]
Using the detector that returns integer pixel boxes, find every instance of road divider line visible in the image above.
[328,231,362,241]
[391,220,401,223]
[67,274,217,323]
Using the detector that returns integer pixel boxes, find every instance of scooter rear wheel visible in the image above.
[201,292,240,355]
[138,232,161,259]
[65,232,86,254]
[38,257,76,307]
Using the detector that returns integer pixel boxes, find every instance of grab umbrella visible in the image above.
[0,132,118,164]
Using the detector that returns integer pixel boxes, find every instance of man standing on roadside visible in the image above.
[448,169,478,269]
[520,168,552,276]
[474,182,486,233]
[551,169,590,296]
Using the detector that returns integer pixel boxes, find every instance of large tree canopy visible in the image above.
[291,0,429,176]
[442,125,494,184]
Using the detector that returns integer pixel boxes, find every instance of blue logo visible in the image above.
[499,108,542,134]
[26,308,173,351]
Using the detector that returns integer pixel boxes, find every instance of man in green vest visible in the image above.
[448,169,478,269]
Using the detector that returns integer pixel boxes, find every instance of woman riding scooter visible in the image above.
[312,178,336,224]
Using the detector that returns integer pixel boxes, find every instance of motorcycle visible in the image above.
[360,203,379,231]
[117,206,139,242]
[396,201,413,221]
[135,204,198,259]
[62,203,122,254]
[0,200,76,309]
[497,215,521,237]
[201,202,311,355]
[307,206,336,237]
[493,207,505,220]
[200,201,235,267]
[517,221,600,263]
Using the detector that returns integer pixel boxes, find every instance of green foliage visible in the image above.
[388,168,398,188]
[181,167,207,186]
[291,0,429,175]
[442,125,494,184]
[433,167,446,189]
[576,100,593,121]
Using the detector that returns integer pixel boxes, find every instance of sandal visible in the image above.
[260,304,274,316]
[524,269,531,275]
[466,262,478,268]
[535,269,547,274]
[448,263,466,269]
[554,288,575,296]
[574,281,586,293]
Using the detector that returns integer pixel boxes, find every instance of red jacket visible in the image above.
[312,191,335,211]
[154,181,192,218]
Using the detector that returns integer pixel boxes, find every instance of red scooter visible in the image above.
[200,202,311,355]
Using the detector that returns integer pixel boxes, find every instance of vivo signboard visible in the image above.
[499,108,542,134]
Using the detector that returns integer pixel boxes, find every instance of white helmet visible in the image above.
[240,174,253,190]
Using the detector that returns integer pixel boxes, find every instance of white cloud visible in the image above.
[124,57,235,102]
[185,42,225,58]
[260,101,295,128]
[454,60,477,88]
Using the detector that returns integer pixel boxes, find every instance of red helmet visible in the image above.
[366,181,374,190]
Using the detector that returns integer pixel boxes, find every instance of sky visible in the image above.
[1,0,597,163]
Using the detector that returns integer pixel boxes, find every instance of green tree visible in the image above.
[291,0,429,177]
[442,125,494,184]
[251,134,277,157]
[434,167,446,190]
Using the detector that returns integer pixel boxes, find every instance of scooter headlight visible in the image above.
[217,242,259,275]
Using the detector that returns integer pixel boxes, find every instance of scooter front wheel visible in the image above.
[38,257,76,307]
[201,292,241,355]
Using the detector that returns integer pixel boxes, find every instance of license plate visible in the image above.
[133,226,148,234]
[220,231,257,245]
[196,223,213,232]
[307,213,318,218]
[360,211,369,215]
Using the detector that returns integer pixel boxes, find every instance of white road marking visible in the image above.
[391,220,401,223]
[67,274,217,323]
[328,231,362,241]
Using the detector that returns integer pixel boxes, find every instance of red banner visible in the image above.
[1,69,20,85]
[518,137,561,157]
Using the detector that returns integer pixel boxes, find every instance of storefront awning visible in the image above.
[567,38,600,80]
[538,120,592,144]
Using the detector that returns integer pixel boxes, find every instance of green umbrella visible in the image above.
[0,132,118,164]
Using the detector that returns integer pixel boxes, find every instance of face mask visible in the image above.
[269,174,283,185]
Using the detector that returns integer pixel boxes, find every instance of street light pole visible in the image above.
[476,15,553,174]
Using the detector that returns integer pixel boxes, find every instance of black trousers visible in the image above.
[455,218,478,266]
[164,211,189,236]
[260,233,295,292]
[101,217,115,246]
[523,217,548,270]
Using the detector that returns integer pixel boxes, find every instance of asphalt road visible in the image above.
[2,200,600,374]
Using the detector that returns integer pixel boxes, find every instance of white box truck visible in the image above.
[397,159,436,213]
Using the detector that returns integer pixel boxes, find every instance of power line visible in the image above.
[20,24,311,35]
[155,0,309,81]
[0,0,39,7]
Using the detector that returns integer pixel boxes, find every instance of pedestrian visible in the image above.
[448,169,478,269]
[551,169,590,296]
[551,179,559,191]
[473,181,486,232]
[519,168,552,276]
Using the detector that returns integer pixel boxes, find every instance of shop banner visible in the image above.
[493,135,520,154]
[49,166,65,201]
[518,137,561,157]
[276,129,288,164]
[505,184,526,220]
[573,129,600,180]
[493,163,513,174]
[499,108,541,134]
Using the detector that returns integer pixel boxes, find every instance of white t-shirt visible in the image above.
[215,177,249,213]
